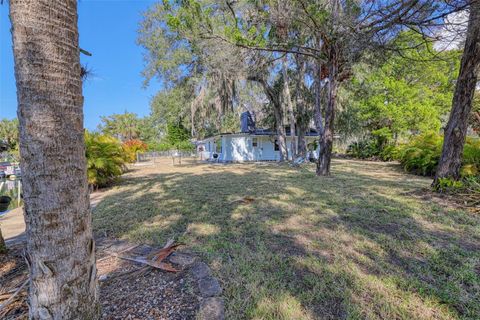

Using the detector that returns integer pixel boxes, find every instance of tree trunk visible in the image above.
[433,1,480,185]
[313,61,325,163]
[316,53,338,176]
[273,105,289,161]
[10,1,100,319]
[0,227,6,254]
[190,101,196,138]
[249,75,288,161]
[282,56,296,158]
[297,121,307,157]
[295,57,308,157]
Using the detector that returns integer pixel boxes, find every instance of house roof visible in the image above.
[203,127,319,140]
[252,127,319,136]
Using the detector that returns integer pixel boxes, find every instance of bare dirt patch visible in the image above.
[0,238,224,320]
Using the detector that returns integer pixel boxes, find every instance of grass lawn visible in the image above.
[93,158,480,320]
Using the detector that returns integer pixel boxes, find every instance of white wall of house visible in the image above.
[202,134,319,162]
[225,135,253,161]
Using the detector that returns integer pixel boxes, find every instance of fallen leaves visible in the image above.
[106,239,183,273]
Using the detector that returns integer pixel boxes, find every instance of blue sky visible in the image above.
[0,0,162,130]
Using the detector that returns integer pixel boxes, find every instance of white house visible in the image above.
[197,112,320,162]
[200,131,319,162]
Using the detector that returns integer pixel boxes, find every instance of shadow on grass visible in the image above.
[93,160,480,320]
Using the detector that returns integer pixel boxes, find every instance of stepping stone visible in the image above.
[198,276,222,297]
[197,297,225,320]
[191,262,211,279]
[169,252,197,267]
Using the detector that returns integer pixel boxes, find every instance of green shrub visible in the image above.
[85,132,126,188]
[434,177,464,192]
[433,176,480,200]
[346,127,396,160]
[461,164,478,176]
[346,139,381,159]
[462,137,480,175]
[379,144,398,161]
[147,141,171,151]
[396,132,442,176]
[371,127,393,150]
[397,133,480,177]
[347,132,480,178]
[165,122,190,145]
[462,175,480,192]
[174,140,194,151]
[145,140,193,152]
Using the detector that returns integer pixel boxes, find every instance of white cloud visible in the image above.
[433,10,469,51]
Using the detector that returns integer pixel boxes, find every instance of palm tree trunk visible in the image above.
[9,1,100,318]
[433,1,480,185]
[0,227,6,254]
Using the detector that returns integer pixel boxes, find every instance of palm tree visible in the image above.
[9,0,100,318]
[0,119,19,151]
[119,112,140,141]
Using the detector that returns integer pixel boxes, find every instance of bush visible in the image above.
[146,141,171,152]
[396,132,442,176]
[85,132,126,188]
[433,176,480,209]
[379,144,398,161]
[462,137,480,176]
[122,139,148,163]
[346,139,381,159]
[174,140,194,151]
[371,127,393,150]
[347,131,480,178]
[145,140,193,152]
[165,122,190,145]
[397,133,480,177]
[462,175,480,192]
[434,177,464,192]
[346,128,395,160]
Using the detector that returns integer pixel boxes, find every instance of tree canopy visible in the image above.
[0,118,19,153]
[339,32,462,141]
[137,0,473,174]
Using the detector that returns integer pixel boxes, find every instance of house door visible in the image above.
[252,137,263,161]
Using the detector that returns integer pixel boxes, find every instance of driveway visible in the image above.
[1,190,106,245]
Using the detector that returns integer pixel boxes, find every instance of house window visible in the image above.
[274,139,279,151]
[215,139,222,153]
[252,138,258,147]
